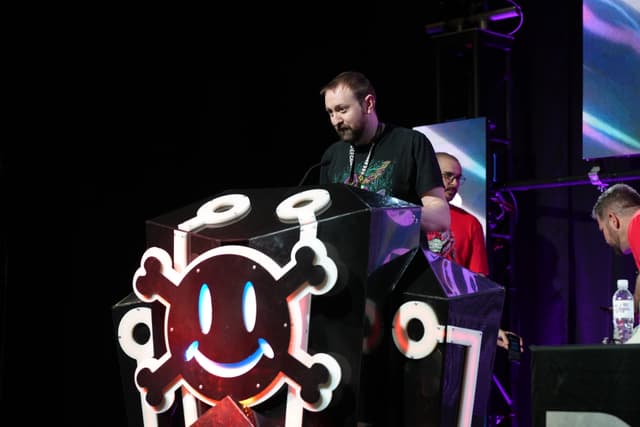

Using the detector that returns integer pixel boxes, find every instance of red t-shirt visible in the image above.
[629,209,640,270]
[448,204,490,275]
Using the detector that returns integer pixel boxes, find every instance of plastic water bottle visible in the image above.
[612,279,634,343]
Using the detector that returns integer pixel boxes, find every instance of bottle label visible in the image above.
[613,300,634,318]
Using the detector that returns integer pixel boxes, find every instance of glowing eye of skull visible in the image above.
[243,281,256,333]
[198,281,257,335]
[199,283,212,334]
[186,279,271,378]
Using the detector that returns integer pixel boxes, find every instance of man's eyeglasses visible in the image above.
[442,172,466,184]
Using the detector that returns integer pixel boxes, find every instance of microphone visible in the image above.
[298,160,330,186]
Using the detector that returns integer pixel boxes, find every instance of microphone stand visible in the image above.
[298,160,329,186]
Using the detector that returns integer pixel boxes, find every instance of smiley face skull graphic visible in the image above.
[133,239,340,414]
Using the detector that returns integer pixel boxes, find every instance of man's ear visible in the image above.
[363,94,375,114]
[608,211,621,229]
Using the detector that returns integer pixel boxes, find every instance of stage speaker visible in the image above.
[530,344,640,427]
[112,183,423,427]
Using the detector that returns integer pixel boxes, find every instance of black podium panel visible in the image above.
[113,184,422,427]
[360,247,505,427]
[531,344,640,427]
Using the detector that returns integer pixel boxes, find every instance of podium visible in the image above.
[112,184,504,426]
[531,344,640,426]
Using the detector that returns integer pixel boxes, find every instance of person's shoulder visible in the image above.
[451,204,481,221]
[629,208,640,230]
[450,204,468,215]
[385,124,429,145]
[386,124,425,137]
[324,140,346,154]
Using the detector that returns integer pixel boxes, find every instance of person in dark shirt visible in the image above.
[318,70,450,234]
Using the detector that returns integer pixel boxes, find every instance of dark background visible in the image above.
[2,1,639,425]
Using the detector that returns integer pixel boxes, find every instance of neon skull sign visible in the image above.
[132,191,341,417]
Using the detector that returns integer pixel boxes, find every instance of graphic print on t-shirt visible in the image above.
[335,159,393,195]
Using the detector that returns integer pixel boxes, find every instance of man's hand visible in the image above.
[497,329,523,362]
[420,188,450,232]
[426,229,454,258]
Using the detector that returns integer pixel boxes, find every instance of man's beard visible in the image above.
[337,125,364,143]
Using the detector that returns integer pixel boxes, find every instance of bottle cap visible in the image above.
[617,279,629,289]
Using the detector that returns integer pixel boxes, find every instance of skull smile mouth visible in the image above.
[185,338,275,378]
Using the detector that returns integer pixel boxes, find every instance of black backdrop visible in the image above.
[2,1,639,426]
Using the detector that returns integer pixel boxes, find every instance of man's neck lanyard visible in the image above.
[348,123,383,188]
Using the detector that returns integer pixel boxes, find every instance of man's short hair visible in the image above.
[591,183,640,220]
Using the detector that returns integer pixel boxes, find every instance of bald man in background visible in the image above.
[436,152,489,274]
[435,152,521,351]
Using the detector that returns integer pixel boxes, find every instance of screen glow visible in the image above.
[583,0,640,159]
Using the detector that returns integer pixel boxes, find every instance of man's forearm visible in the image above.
[420,193,451,232]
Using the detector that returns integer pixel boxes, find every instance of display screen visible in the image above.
[582,0,640,160]
[414,117,487,236]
